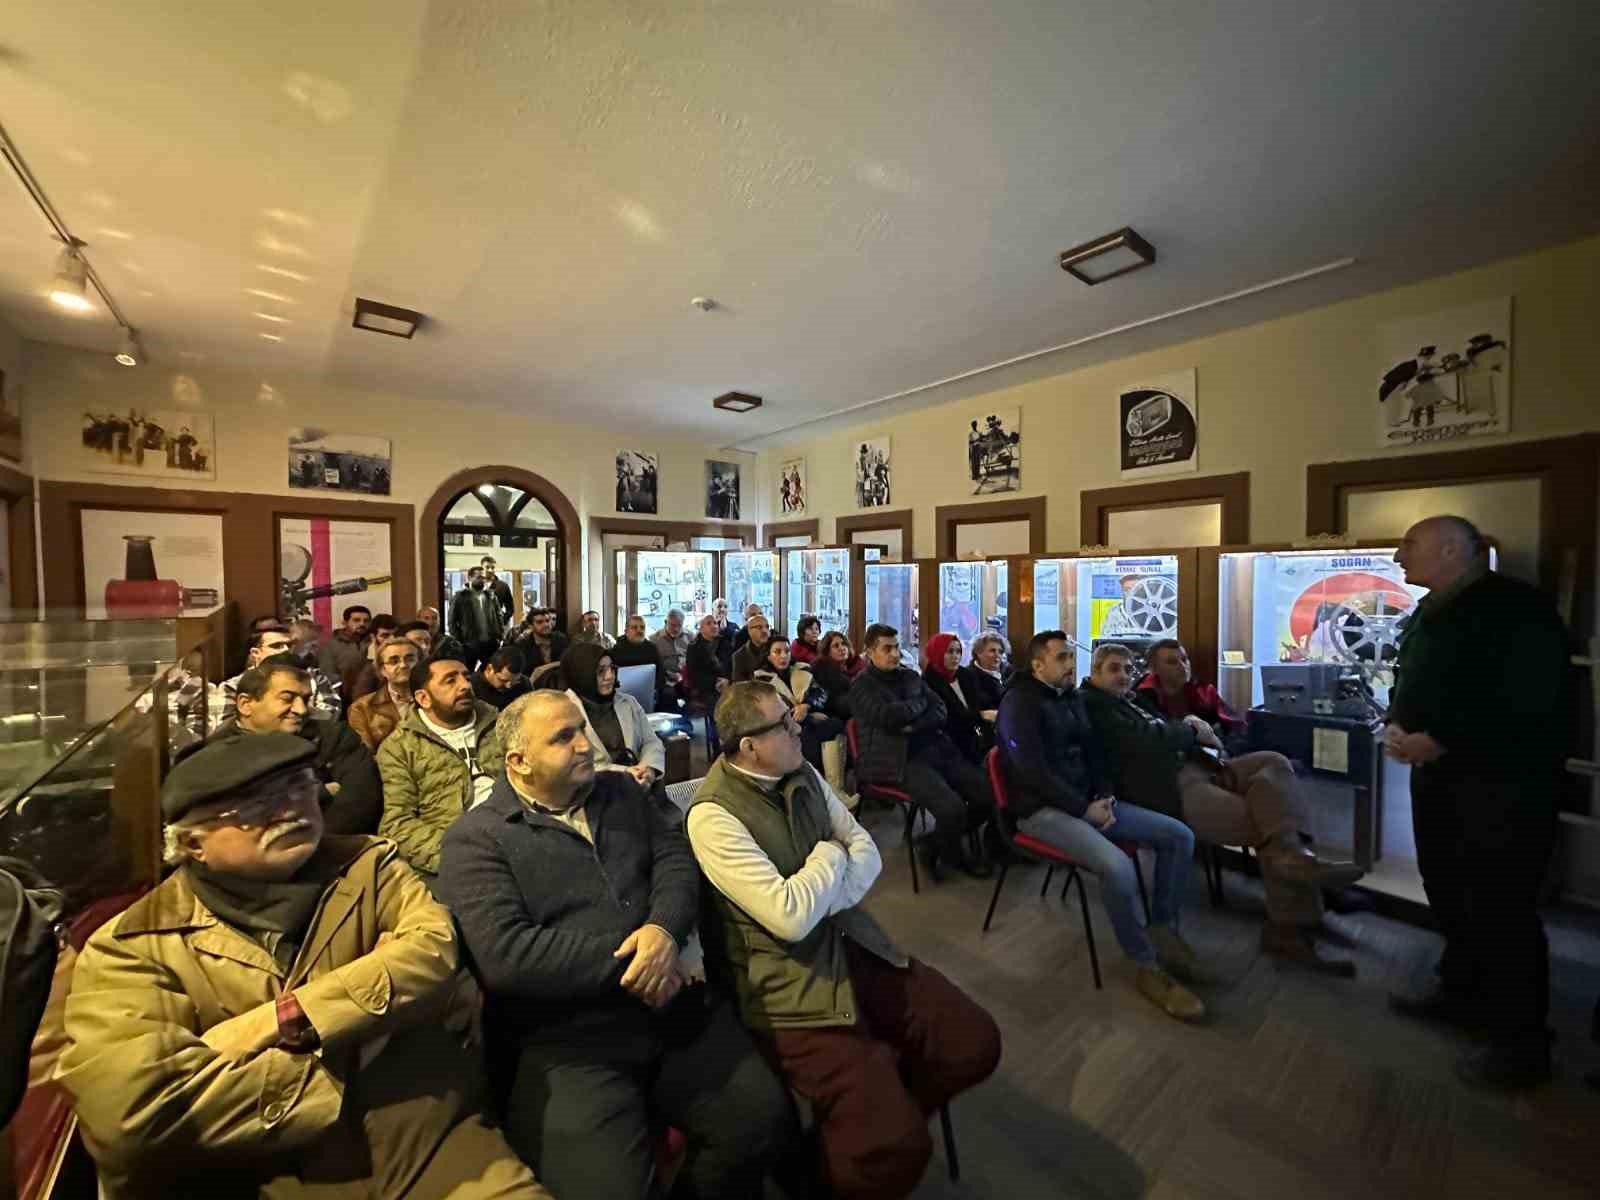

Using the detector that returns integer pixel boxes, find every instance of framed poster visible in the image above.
[779,458,807,515]
[965,408,1020,494]
[705,460,741,519]
[1119,369,1197,478]
[288,428,392,494]
[80,408,216,480]
[616,451,659,514]
[854,437,891,508]
[80,508,224,619]
[1377,298,1510,447]
[278,517,393,624]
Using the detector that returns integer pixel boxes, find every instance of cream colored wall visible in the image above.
[19,341,753,608]
[757,235,1600,553]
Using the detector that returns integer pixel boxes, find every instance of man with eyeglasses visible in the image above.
[377,657,505,887]
[57,733,551,1198]
[349,636,421,754]
[688,682,1002,1199]
[215,656,382,836]
[222,622,340,722]
[438,691,794,1198]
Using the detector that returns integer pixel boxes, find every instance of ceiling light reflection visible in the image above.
[245,288,295,303]
[262,208,313,228]
[256,233,310,258]
[97,227,135,240]
[253,311,291,323]
[259,333,283,342]
[257,264,311,282]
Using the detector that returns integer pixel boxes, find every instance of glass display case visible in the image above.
[1214,547,1441,712]
[724,550,779,631]
[1032,554,1179,669]
[615,550,716,630]
[784,548,852,636]
[936,561,1008,664]
[864,562,919,666]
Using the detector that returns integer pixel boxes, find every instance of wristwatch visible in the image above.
[275,991,321,1053]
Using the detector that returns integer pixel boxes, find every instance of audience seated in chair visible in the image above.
[791,613,824,664]
[561,642,668,805]
[752,634,848,791]
[1081,641,1364,973]
[57,733,549,1199]
[607,612,662,682]
[730,613,774,683]
[811,631,863,713]
[220,655,382,836]
[223,623,340,723]
[473,645,533,711]
[958,631,1010,742]
[1135,639,1247,750]
[504,607,569,673]
[376,657,504,887]
[348,636,420,755]
[688,682,1002,1199]
[684,613,730,709]
[922,633,992,764]
[344,613,399,705]
[569,609,616,651]
[437,691,794,1199]
[649,607,693,709]
[849,623,994,881]
[996,631,1204,1020]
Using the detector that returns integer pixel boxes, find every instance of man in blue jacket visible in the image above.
[437,690,793,1198]
[997,631,1204,1022]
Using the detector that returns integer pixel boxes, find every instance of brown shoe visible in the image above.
[1136,965,1206,1022]
[1262,922,1356,977]
[1146,925,1201,982]
[1262,842,1365,890]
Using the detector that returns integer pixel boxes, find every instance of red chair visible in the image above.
[846,718,931,893]
[982,748,1150,990]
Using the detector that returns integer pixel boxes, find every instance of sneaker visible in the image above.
[1147,925,1200,981]
[1135,965,1205,1022]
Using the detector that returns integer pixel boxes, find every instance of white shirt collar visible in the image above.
[725,759,784,784]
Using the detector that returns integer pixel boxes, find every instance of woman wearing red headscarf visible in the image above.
[922,632,990,764]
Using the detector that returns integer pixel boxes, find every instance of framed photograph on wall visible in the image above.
[288,428,392,494]
[779,457,807,515]
[80,408,216,480]
[80,508,225,619]
[853,436,891,508]
[1376,298,1510,447]
[278,516,392,624]
[705,460,741,520]
[615,450,659,514]
[1119,369,1198,478]
[965,407,1020,494]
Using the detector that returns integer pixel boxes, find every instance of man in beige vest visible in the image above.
[688,682,1002,1199]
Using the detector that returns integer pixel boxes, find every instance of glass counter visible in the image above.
[935,561,1008,664]
[1032,554,1179,669]
[864,562,919,667]
[784,548,852,636]
[724,551,778,630]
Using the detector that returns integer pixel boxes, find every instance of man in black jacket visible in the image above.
[1385,516,1570,1089]
[849,623,993,880]
[998,632,1204,1021]
[437,691,793,1199]
[730,612,773,682]
[480,555,515,623]
[449,566,506,671]
[220,656,382,834]
[1082,643,1363,974]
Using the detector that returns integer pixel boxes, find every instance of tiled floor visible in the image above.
[840,801,1600,1199]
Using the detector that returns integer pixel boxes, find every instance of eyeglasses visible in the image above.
[735,710,801,743]
[190,779,319,829]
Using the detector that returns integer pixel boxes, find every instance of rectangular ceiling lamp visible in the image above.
[1059,226,1156,285]
[713,390,763,413]
[353,297,423,338]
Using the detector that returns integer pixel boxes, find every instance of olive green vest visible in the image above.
[691,757,905,1031]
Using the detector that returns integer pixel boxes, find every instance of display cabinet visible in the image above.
[1027,551,1190,673]
[933,560,1009,665]
[614,549,717,631]
[783,547,855,642]
[724,550,779,631]
[864,561,919,666]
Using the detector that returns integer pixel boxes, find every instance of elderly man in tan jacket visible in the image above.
[56,732,546,1199]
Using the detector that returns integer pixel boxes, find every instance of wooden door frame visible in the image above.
[0,461,37,611]
[835,509,915,562]
[1305,434,1599,638]
[934,495,1047,559]
[1079,472,1250,546]
[762,517,819,547]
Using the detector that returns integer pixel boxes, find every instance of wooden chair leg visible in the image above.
[1071,868,1103,990]
[939,1103,960,1182]
[981,858,1011,932]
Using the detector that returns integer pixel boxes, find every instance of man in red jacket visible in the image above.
[1135,640,1243,737]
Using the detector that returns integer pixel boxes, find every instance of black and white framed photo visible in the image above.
[1119,369,1197,478]
[965,407,1020,494]
[82,408,216,480]
[288,429,392,494]
[1377,298,1510,447]
[779,457,807,514]
[853,436,891,508]
[615,450,659,513]
[705,460,742,520]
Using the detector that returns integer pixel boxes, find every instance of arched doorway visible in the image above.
[419,466,581,634]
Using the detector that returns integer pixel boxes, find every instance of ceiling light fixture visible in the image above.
[49,243,94,312]
[1059,226,1156,285]
[114,327,142,367]
[713,391,763,413]
[352,297,423,339]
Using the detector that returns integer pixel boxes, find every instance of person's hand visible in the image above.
[647,970,685,1010]
[792,703,810,722]
[1184,716,1221,749]
[1388,730,1446,765]
[627,764,657,787]
[979,709,998,723]
[614,924,680,1005]
[714,678,729,694]
[200,1002,281,1063]
[1084,797,1116,829]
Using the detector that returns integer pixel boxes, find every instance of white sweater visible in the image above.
[563,688,666,775]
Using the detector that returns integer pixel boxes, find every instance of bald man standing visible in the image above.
[1386,515,1570,1089]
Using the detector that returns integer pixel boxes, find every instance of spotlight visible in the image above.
[114,327,142,367]
[49,245,94,312]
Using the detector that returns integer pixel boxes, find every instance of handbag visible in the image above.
[1,857,65,1126]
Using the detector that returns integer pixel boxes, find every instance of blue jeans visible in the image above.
[1016,802,1194,965]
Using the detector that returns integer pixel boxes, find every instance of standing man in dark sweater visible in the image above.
[1386,516,1570,1089]
[480,555,515,624]
[849,623,994,879]
[437,691,794,1198]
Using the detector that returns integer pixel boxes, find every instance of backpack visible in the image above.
[0,857,64,1126]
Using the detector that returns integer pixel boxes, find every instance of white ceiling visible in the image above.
[1,1,1597,447]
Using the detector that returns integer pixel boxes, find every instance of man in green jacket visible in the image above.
[687,681,1002,1200]
[378,657,504,883]
[1386,516,1570,1089]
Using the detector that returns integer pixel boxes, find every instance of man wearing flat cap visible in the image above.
[56,733,549,1199]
